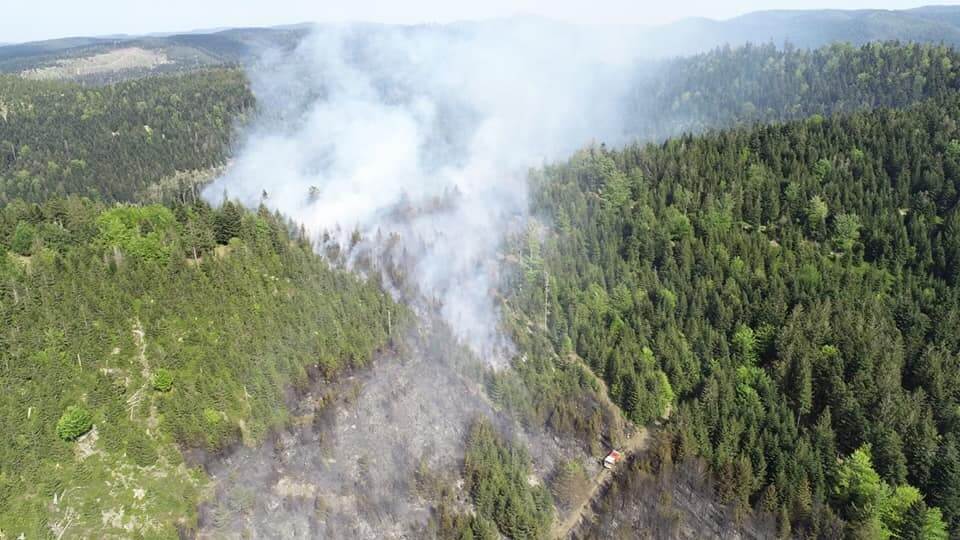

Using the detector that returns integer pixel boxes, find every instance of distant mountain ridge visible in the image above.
[640,5,960,56]
[0,27,309,84]
[5,5,960,83]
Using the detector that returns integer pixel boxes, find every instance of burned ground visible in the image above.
[194,320,590,539]
[572,450,777,540]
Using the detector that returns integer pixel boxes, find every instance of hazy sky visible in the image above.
[4,0,958,44]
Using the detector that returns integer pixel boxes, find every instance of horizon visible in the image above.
[4,0,956,45]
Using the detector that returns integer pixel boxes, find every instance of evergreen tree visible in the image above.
[214,201,243,244]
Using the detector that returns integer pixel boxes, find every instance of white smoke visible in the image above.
[205,19,644,363]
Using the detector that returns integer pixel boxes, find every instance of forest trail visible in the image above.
[551,425,651,539]
[126,319,159,431]
[550,353,656,538]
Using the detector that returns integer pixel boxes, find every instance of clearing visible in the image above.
[21,47,171,80]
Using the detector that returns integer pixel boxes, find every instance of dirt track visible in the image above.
[551,426,651,539]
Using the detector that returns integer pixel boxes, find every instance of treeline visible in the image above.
[420,417,557,540]
[0,197,397,537]
[632,41,960,140]
[510,92,960,537]
[462,419,554,539]
[0,68,252,203]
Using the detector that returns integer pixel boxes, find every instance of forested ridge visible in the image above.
[511,92,960,537]
[0,197,397,536]
[0,68,251,203]
[635,41,960,141]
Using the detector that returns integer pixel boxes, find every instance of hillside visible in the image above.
[0,197,397,537]
[5,41,958,209]
[0,69,252,203]
[0,27,308,84]
[641,5,960,57]
[6,18,960,540]
[466,38,960,539]
[512,91,960,537]
[632,41,960,141]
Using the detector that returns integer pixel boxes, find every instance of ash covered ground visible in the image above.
[572,456,777,540]
[195,320,589,539]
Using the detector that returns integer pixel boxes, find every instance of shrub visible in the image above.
[552,460,591,509]
[56,406,93,441]
[10,221,36,256]
[203,408,222,425]
[126,431,159,467]
[95,205,174,263]
[151,369,173,392]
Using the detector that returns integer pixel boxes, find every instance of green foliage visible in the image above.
[900,500,950,540]
[0,69,251,204]
[464,419,553,539]
[832,446,948,538]
[9,36,960,540]
[0,197,397,535]
[833,446,887,524]
[813,158,833,180]
[833,213,862,252]
[151,368,173,392]
[203,408,223,425]
[805,195,829,234]
[631,42,960,140]
[929,437,960,534]
[665,206,693,240]
[9,221,35,256]
[510,75,960,536]
[432,504,499,540]
[125,430,159,467]
[732,324,758,365]
[213,200,243,244]
[95,205,175,262]
[55,405,93,441]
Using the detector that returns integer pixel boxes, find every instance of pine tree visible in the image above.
[899,500,949,540]
[214,201,243,245]
[789,355,813,423]
[929,438,960,534]
[777,505,792,539]
[622,372,642,422]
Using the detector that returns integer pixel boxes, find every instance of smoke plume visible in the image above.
[199,19,653,538]
[205,19,642,361]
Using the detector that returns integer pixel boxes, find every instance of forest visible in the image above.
[508,90,960,538]
[0,68,251,203]
[4,30,960,540]
[634,41,960,140]
[0,197,396,536]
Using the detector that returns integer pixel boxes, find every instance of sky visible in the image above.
[3,0,959,44]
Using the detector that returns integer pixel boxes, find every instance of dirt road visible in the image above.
[551,425,651,539]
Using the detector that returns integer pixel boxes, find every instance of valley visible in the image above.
[2,5,960,540]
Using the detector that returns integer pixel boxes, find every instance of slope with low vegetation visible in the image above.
[0,27,309,83]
